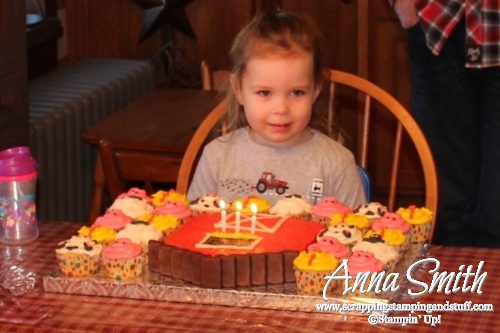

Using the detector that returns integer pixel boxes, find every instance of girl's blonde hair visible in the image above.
[224,11,327,132]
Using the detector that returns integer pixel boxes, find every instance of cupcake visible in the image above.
[55,236,102,277]
[353,202,388,222]
[371,212,410,233]
[351,234,400,272]
[364,228,408,254]
[307,236,351,259]
[116,221,163,249]
[231,196,271,214]
[109,188,153,219]
[93,209,132,231]
[154,199,192,224]
[151,189,188,207]
[346,251,384,297]
[330,213,370,234]
[101,238,144,280]
[269,194,311,219]
[293,251,338,295]
[149,213,180,237]
[317,223,362,247]
[190,194,222,215]
[396,205,433,243]
[79,225,117,244]
[311,197,352,225]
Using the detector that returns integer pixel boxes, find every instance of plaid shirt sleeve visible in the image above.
[416,0,500,68]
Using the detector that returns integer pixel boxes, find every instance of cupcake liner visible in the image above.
[102,254,144,280]
[294,269,335,296]
[311,215,331,226]
[383,258,398,273]
[410,223,431,243]
[56,253,100,277]
[292,212,312,220]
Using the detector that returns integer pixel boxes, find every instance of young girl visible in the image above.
[188,11,366,208]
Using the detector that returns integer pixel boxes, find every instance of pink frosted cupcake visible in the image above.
[371,212,411,252]
[308,236,351,259]
[101,238,144,280]
[154,200,192,224]
[347,251,385,297]
[93,209,132,231]
[152,190,192,223]
[371,212,410,233]
[311,197,352,225]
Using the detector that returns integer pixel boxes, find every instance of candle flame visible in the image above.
[235,201,243,211]
[219,199,226,210]
[250,202,257,214]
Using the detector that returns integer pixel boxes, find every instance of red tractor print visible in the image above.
[255,172,289,195]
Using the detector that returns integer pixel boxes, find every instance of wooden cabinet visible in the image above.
[0,0,29,150]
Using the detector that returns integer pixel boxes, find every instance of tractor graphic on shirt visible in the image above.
[255,171,289,195]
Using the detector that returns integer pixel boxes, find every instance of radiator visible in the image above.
[29,58,155,223]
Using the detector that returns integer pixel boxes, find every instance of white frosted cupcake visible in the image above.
[116,221,163,249]
[317,223,362,247]
[110,188,153,219]
[352,235,400,272]
[190,194,222,215]
[270,194,311,219]
[55,236,102,277]
[353,202,388,221]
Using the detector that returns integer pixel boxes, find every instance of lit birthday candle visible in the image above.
[219,199,227,232]
[235,201,242,233]
[250,202,257,234]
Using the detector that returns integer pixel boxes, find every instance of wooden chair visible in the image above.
[201,60,230,92]
[178,67,438,240]
[89,139,180,221]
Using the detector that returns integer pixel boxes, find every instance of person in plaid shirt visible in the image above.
[391,0,500,247]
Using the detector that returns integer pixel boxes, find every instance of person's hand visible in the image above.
[389,0,419,28]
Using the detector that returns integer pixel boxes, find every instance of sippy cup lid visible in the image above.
[0,146,37,176]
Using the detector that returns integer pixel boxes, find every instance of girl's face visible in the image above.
[231,51,321,148]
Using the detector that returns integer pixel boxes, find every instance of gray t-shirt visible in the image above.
[188,127,366,208]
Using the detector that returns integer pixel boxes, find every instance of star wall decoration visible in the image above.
[133,0,196,43]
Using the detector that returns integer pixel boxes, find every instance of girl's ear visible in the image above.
[230,74,243,104]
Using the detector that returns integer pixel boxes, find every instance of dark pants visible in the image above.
[406,19,500,247]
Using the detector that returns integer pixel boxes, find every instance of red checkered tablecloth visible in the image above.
[0,221,498,332]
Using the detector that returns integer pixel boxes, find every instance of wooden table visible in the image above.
[1,221,498,332]
[81,89,222,223]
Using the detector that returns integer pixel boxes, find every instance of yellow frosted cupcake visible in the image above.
[79,225,117,244]
[330,213,370,234]
[149,213,180,237]
[364,228,409,254]
[55,236,102,277]
[231,196,271,214]
[293,251,338,296]
[396,206,433,243]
